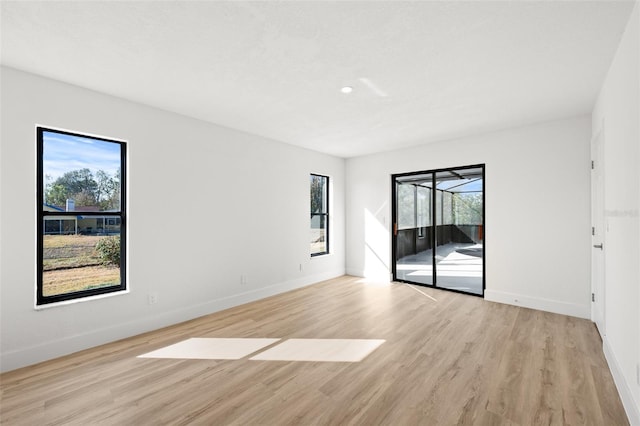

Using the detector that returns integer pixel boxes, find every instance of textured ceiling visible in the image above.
[1,1,635,158]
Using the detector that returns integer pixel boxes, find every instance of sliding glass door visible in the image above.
[392,165,484,296]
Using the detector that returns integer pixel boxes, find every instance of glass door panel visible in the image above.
[435,168,483,295]
[394,174,433,286]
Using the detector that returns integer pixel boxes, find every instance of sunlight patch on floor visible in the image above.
[138,338,385,363]
[138,338,280,360]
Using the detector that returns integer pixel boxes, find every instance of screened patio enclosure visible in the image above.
[392,165,484,296]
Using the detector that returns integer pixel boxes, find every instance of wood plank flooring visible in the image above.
[0,276,629,425]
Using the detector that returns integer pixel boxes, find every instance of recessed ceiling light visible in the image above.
[341,86,353,94]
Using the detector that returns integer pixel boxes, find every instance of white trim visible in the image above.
[485,289,590,319]
[35,123,128,144]
[345,268,364,277]
[34,289,130,310]
[590,122,606,334]
[603,337,639,426]
[1,269,344,372]
[345,268,393,283]
[311,252,333,259]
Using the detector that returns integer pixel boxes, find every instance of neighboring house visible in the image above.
[43,203,120,235]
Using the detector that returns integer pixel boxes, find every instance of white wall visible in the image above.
[346,116,592,318]
[592,2,640,423]
[0,67,345,372]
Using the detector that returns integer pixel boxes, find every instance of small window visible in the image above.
[37,127,126,305]
[310,174,329,256]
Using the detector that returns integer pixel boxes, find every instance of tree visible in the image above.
[95,170,116,210]
[453,193,482,225]
[110,167,121,210]
[45,183,69,207]
[50,169,98,207]
[45,168,122,209]
[310,175,325,214]
[397,183,416,229]
[73,189,96,207]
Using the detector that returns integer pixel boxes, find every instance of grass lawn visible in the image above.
[43,234,120,296]
[43,266,120,296]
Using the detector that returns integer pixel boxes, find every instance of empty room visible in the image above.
[1,1,639,424]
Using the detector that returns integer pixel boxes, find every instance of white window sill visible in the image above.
[34,289,129,310]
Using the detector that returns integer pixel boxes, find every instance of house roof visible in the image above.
[43,203,65,212]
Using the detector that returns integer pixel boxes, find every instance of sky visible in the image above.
[436,178,483,193]
[42,130,122,182]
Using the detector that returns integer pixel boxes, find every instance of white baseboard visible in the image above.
[350,274,591,319]
[0,269,344,372]
[345,268,364,277]
[484,289,590,319]
[345,268,393,283]
[603,337,640,426]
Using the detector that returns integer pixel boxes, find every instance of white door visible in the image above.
[591,127,606,336]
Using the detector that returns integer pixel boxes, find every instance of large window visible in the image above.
[37,127,126,305]
[310,174,329,256]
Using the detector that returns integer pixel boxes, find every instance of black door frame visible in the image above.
[391,164,485,297]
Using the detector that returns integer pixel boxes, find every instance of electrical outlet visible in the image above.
[148,292,158,305]
[299,263,303,272]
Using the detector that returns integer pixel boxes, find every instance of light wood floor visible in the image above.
[0,276,628,425]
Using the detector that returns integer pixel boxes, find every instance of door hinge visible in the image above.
[592,226,595,236]
[592,293,595,302]
[591,160,595,170]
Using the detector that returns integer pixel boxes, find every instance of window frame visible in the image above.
[310,173,330,257]
[36,126,127,306]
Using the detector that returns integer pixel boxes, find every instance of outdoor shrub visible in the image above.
[95,236,120,266]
